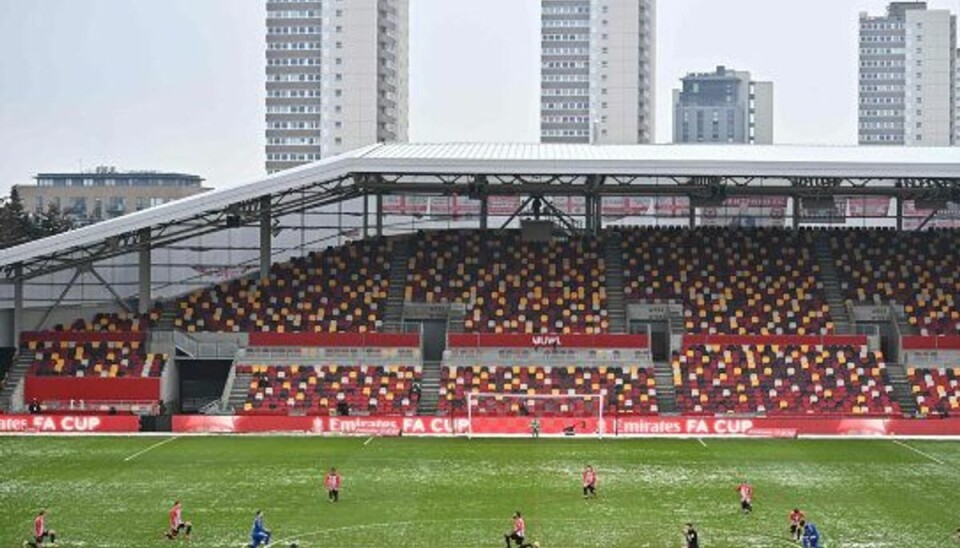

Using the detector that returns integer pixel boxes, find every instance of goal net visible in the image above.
[463,392,608,439]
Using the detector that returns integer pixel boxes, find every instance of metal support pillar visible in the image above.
[585,195,595,234]
[138,228,152,314]
[375,194,383,238]
[13,263,23,346]
[363,194,369,239]
[688,201,696,228]
[792,196,801,229]
[259,196,272,280]
[595,195,603,234]
[896,196,903,231]
[480,195,489,230]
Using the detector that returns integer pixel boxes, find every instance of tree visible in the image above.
[0,189,75,249]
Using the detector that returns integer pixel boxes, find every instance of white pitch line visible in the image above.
[123,436,178,462]
[892,439,945,465]
[697,437,708,448]
[363,436,374,446]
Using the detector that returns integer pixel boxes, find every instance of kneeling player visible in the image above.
[788,508,806,542]
[24,510,56,548]
[736,481,753,514]
[165,500,193,540]
[503,511,533,548]
[249,510,272,547]
[800,520,820,548]
[582,465,598,499]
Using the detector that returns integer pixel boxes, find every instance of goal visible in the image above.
[463,391,608,439]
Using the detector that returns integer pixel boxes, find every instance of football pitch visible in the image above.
[1,436,958,547]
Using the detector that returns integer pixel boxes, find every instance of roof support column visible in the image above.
[688,201,696,228]
[375,194,383,238]
[13,263,23,347]
[896,196,903,231]
[595,195,603,234]
[792,196,801,229]
[138,228,152,315]
[480,195,489,230]
[585,195,595,234]
[259,196,272,280]
[363,194,369,239]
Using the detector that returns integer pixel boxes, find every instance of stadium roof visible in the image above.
[2,142,960,279]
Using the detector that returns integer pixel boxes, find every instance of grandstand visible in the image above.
[1,143,960,431]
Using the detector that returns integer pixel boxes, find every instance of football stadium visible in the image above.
[2,144,960,546]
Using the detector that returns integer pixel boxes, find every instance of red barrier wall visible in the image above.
[902,336,960,350]
[248,332,420,348]
[682,335,867,349]
[447,333,649,349]
[172,415,960,437]
[0,415,140,433]
[25,377,160,401]
[20,331,146,345]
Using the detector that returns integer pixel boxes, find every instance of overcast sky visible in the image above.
[1,0,959,195]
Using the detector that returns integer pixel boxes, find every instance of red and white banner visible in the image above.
[0,415,140,433]
[448,333,648,349]
[171,415,960,438]
[700,196,788,228]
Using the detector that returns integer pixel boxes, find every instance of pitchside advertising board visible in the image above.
[4,415,960,436]
[162,415,960,437]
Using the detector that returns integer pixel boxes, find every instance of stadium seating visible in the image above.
[405,230,608,334]
[909,367,960,416]
[174,238,393,333]
[673,344,898,415]
[618,227,832,335]
[25,339,166,378]
[238,364,421,415]
[438,365,657,416]
[830,229,960,335]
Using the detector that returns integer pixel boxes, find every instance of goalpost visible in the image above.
[464,391,608,439]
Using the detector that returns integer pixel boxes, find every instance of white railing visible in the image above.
[219,352,240,412]
[443,348,653,369]
[239,346,422,367]
[11,378,25,412]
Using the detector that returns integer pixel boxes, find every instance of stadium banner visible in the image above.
[26,377,160,401]
[447,333,649,349]
[699,196,787,228]
[0,415,140,433]
[682,334,867,348]
[901,335,960,350]
[20,331,146,344]
[248,332,420,348]
[170,415,960,437]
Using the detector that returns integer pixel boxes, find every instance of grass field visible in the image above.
[1,436,959,547]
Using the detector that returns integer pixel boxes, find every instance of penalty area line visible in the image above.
[892,439,945,465]
[123,436,178,462]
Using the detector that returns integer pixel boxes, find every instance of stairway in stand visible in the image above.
[813,233,855,334]
[652,361,677,414]
[603,232,627,333]
[382,237,412,333]
[417,361,443,415]
[0,352,33,411]
[226,371,254,413]
[884,362,918,416]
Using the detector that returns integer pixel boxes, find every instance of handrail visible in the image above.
[219,349,240,412]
